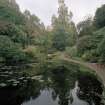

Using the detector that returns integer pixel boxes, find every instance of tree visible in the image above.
[77,16,94,37]
[0,0,49,67]
[0,0,25,25]
[0,35,26,64]
[52,28,68,51]
[24,10,45,45]
[77,19,105,62]
[51,0,77,50]
[76,17,97,58]
[77,36,93,55]
[0,20,28,47]
[94,4,105,28]
[52,0,74,30]
[9,0,20,10]
[97,37,105,62]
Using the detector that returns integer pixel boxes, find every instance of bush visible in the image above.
[0,35,27,64]
[97,37,105,62]
[94,4,105,28]
[52,29,68,51]
[24,46,47,63]
[0,21,28,47]
[0,0,25,25]
[82,50,99,62]
[77,36,93,56]
[65,46,77,57]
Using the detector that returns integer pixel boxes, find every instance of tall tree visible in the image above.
[77,16,93,37]
[94,4,105,29]
[51,0,77,50]
[23,10,45,45]
[53,28,68,51]
[52,0,73,30]
[0,0,25,25]
[9,0,19,10]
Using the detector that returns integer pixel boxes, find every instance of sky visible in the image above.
[16,0,105,26]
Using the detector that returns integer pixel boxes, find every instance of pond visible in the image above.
[0,62,104,105]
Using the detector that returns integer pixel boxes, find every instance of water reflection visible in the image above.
[0,65,103,105]
[78,73,103,105]
[49,66,77,105]
[0,80,42,105]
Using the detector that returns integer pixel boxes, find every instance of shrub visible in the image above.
[97,37,105,63]
[82,50,99,63]
[24,46,47,63]
[0,35,27,64]
[65,46,77,57]
[77,36,93,56]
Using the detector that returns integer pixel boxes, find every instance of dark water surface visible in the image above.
[0,64,104,105]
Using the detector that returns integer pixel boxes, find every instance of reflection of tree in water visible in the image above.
[0,80,42,105]
[18,80,42,101]
[77,73,103,105]
[49,66,78,105]
[0,63,103,105]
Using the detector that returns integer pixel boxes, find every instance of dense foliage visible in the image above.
[94,4,105,28]
[0,0,47,65]
[77,4,105,63]
[0,0,25,25]
[0,0,105,66]
[0,35,26,64]
[51,0,77,51]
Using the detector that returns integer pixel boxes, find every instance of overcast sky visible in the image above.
[16,0,105,26]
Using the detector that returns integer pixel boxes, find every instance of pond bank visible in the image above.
[60,53,105,104]
[0,62,103,105]
[60,53,105,87]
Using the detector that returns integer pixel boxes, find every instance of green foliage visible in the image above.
[66,23,77,46]
[94,4,105,28]
[0,21,28,47]
[78,25,105,62]
[77,36,94,56]
[82,50,99,62]
[65,46,77,57]
[52,29,68,51]
[51,0,77,51]
[10,26,28,47]
[1,0,105,65]
[0,0,48,66]
[0,35,26,63]
[0,0,25,25]
[24,10,45,38]
[77,17,97,58]
[34,33,52,46]
[77,12,105,62]
[24,46,47,63]
[77,17,95,37]
[51,1,72,30]
[92,27,105,46]
[97,37,105,62]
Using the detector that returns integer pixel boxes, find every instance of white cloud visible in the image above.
[16,0,105,26]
